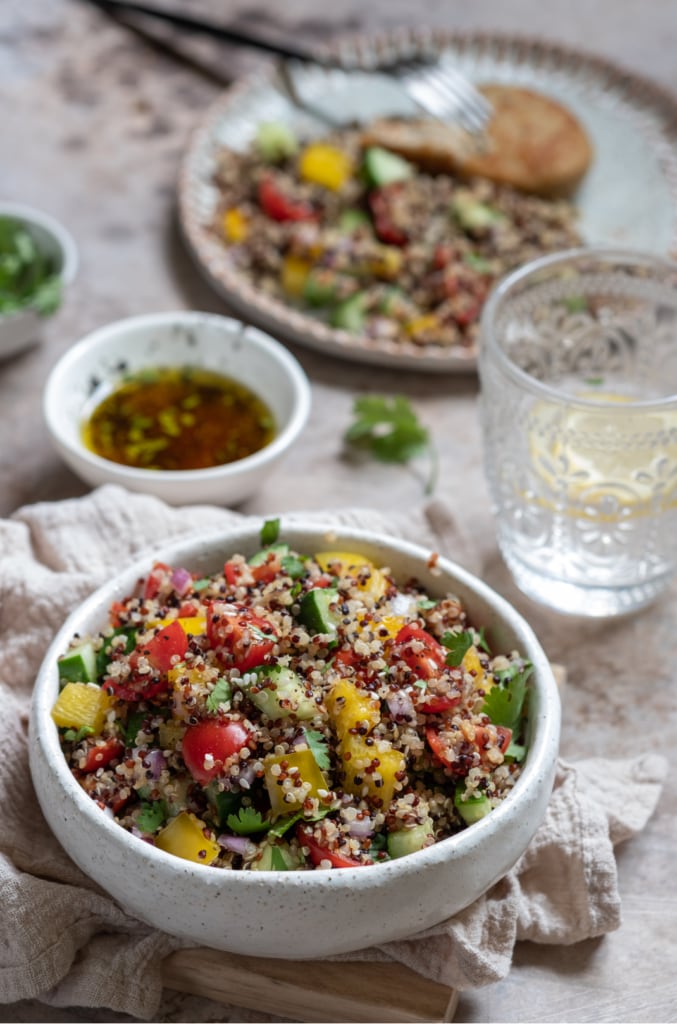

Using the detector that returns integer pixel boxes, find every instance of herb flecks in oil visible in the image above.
[82,365,275,471]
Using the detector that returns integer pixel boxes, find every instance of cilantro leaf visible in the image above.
[0,216,63,317]
[505,738,526,762]
[417,598,437,610]
[481,662,533,733]
[441,630,474,666]
[270,845,291,870]
[63,726,95,742]
[260,518,280,546]
[124,710,147,746]
[268,806,330,839]
[304,729,331,772]
[344,395,438,495]
[476,626,491,655]
[136,800,167,834]
[193,577,211,591]
[206,678,232,713]
[281,554,306,579]
[226,807,269,835]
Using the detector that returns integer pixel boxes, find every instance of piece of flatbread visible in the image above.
[360,84,593,196]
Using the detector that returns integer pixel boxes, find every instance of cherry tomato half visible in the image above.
[81,738,124,773]
[296,825,367,869]
[182,718,251,784]
[258,176,317,222]
[393,624,447,680]
[206,601,278,672]
[140,620,188,674]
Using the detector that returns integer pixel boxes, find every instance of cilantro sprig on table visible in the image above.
[344,395,438,495]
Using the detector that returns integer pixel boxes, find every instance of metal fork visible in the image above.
[397,58,493,134]
[86,0,493,134]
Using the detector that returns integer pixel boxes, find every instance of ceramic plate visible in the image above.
[178,32,677,373]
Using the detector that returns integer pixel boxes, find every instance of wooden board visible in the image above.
[162,948,458,1022]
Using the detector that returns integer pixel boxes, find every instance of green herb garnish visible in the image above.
[268,806,330,839]
[281,554,306,579]
[136,799,167,834]
[0,216,62,316]
[304,729,331,772]
[124,710,146,746]
[481,662,533,733]
[270,845,291,870]
[260,518,280,546]
[226,807,269,835]
[62,725,95,743]
[205,678,233,713]
[344,395,438,495]
[563,295,588,313]
[441,630,475,666]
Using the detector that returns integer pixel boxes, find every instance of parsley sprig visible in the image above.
[344,395,438,495]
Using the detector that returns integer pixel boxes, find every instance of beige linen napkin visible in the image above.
[0,485,666,1019]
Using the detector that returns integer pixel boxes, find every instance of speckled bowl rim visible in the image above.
[177,29,677,374]
[30,522,561,895]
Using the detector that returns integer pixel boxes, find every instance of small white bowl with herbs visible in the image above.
[0,201,78,360]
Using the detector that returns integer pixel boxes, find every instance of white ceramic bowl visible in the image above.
[29,523,561,960]
[0,200,78,360]
[43,311,311,506]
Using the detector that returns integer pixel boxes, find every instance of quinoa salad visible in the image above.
[211,120,582,353]
[52,521,532,871]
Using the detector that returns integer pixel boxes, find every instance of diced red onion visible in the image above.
[140,748,167,779]
[348,816,374,838]
[218,834,257,856]
[171,567,193,596]
[386,689,416,721]
[235,763,257,789]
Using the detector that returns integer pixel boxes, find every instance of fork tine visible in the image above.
[405,73,490,133]
[428,67,492,121]
[416,67,492,130]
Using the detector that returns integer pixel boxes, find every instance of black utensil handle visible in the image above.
[86,0,322,63]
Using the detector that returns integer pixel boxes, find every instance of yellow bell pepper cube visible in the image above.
[326,679,380,740]
[299,143,352,191]
[222,207,248,242]
[167,662,209,687]
[314,551,387,600]
[338,734,406,808]
[367,246,403,280]
[405,313,439,337]
[461,645,487,690]
[155,616,206,637]
[281,254,311,297]
[372,614,406,640]
[264,748,329,816]
[156,811,220,865]
[51,682,114,733]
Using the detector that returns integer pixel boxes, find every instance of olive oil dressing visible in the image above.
[82,365,275,471]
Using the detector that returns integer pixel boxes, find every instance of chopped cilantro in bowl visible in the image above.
[0,216,62,316]
[0,202,78,358]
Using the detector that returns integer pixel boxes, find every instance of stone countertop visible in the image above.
[1,2,676,1022]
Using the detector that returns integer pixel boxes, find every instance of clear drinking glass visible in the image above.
[478,249,677,617]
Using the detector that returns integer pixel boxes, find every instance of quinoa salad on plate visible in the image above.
[210,120,582,354]
[52,520,533,871]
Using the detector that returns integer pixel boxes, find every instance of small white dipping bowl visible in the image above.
[0,201,78,360]
[43,311,311,506]
[29,523,561,960]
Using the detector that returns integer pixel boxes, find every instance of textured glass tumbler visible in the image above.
[478,249,677,617]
